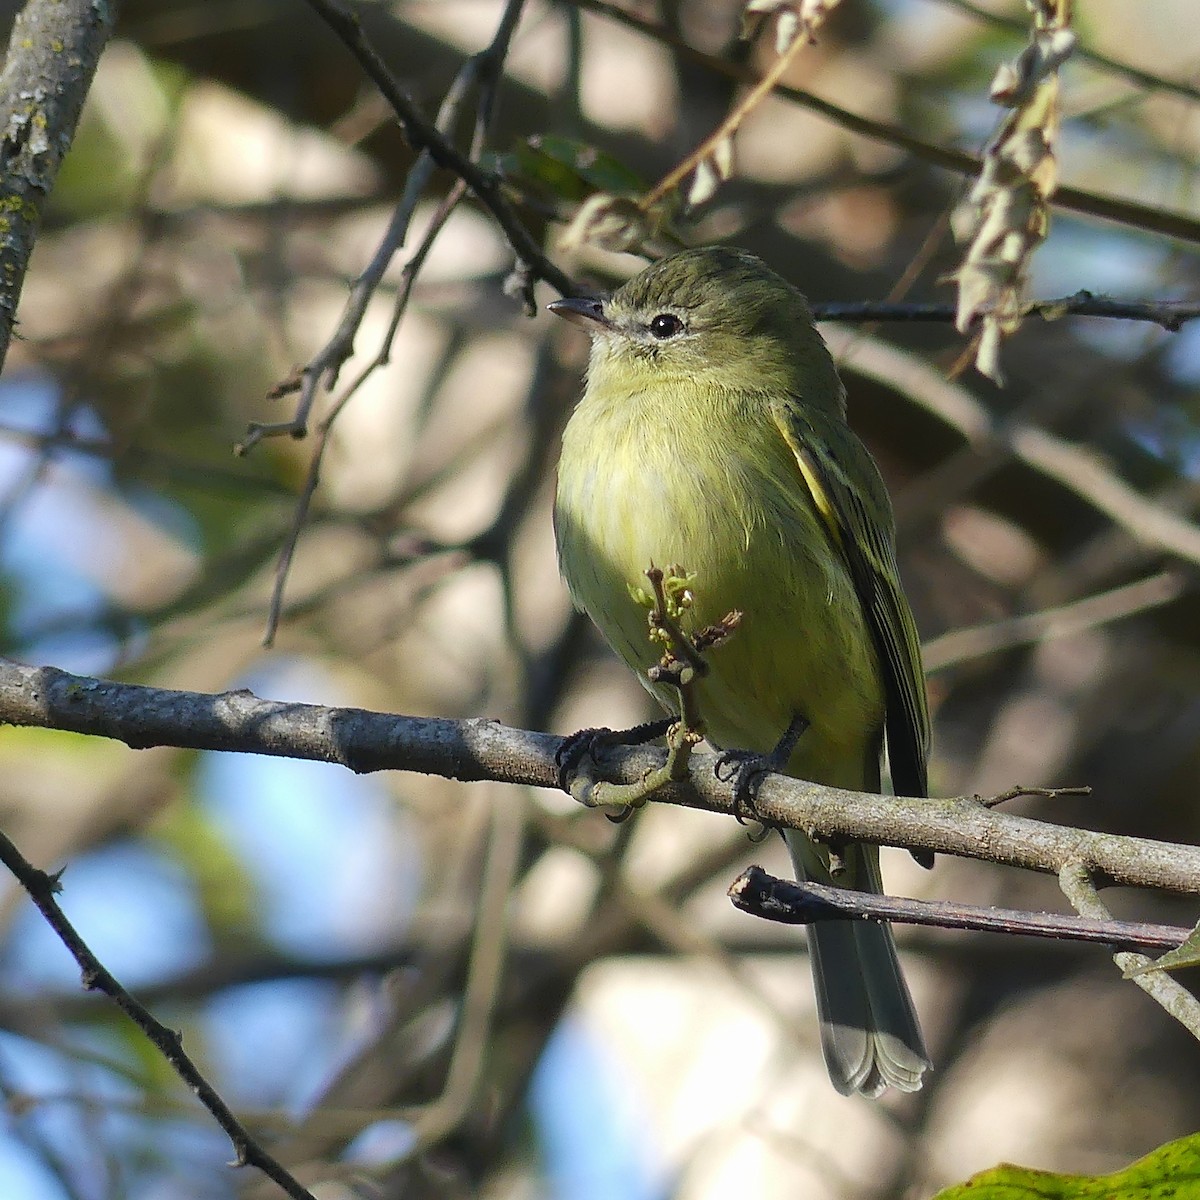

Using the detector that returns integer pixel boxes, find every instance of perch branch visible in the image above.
[4,659,1200,894]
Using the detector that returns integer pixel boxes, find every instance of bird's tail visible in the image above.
[784,829,929,1096]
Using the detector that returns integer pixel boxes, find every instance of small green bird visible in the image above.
[551,246,930,1096]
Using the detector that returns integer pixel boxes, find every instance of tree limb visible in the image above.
[0,0,120,368]
[4,658,1200,894]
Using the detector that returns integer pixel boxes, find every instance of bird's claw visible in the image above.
[555,726,614,793]
[714,749,771,826]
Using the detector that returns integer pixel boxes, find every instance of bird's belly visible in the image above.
[556,426,884,789]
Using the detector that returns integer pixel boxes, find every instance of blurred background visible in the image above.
[1,0,1199,1196]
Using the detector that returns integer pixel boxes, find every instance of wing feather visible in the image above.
[771,400,930,800]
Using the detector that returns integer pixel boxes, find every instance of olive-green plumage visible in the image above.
[551,247,930,1096]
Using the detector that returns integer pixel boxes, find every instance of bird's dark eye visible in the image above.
[648,313,684,339]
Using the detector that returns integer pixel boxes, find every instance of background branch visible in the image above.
[729,866,1193,951]
[810,294,1200,330]
[561,0,1200,246]
[0,825,317,1200]
[300,0,574,297]
[1060,864,1200,1041]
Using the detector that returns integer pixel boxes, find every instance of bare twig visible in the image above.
[6,659,1200,893]
[299,0,573,295]
[0,828,317,1200]
[258,181,467,646]
[979,784,1093,808]
[240,0,529,456]
[811,293,1200,330]
[559,0,1200,246]
[730,866,1192,951]
[243,0,536,644]
[1059,863,1200,1040]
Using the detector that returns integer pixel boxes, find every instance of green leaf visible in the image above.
[488,135,646,207]
[931,1132,1200,1199]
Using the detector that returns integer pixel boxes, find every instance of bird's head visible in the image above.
[549,246,844,415]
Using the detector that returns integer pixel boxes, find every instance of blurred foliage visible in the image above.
[1,1,1199,1198]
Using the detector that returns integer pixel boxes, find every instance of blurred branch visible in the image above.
[0,424,293,497]
[922,570,1187,673]
[399,798,522,1158]
[811,293,1200,330]
[298,0,574,294]
[0,0,119,369]
[1060,863,1200,1040]
[821,328,1200,569]
[930,0,1200,104]
[0,826,318,1200]
[561,0,1200,246]
[5,658,1200,892]
[730,866,1192,951]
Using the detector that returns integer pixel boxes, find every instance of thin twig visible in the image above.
[811,293,1200,330]
[259,181,467,646]
[0,828,317,1200]
[641,6,831,211]
[251,0,531,643]
[979,784,1092,809]
[558,0,1200,246]
[729,866,1192,951]
[300,0,573,294]
[1059,862,1200,1041]
[240,0,529,456]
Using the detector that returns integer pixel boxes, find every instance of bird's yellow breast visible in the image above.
[555,375,885,791]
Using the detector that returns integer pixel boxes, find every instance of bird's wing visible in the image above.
[771,401,930,799]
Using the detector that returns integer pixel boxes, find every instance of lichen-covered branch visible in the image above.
[0,0,120,367]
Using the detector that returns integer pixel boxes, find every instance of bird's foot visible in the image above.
[555,717,675,821]
[713,750,774,829]
[713,714,811,831]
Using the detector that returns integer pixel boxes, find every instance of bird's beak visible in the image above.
[547,295,613,331]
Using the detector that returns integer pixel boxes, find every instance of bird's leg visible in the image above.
[714,713,810,825]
